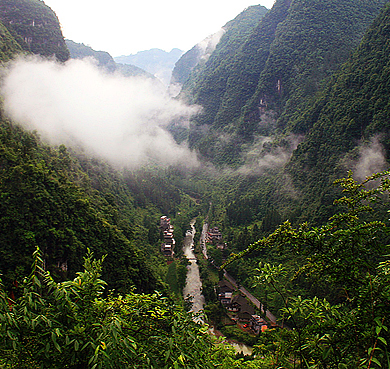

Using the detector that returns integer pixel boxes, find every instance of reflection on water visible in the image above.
[182,219,253,355]
[182,220,205,320]
[229,342,253,356]
[208,326,253,356]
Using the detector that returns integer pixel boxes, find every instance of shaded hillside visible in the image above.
[0,0,69,62]
[65,39,154,78]
[0,20,22,62]
[182,0,387,165]
[285,1,390,222]
[171,5,268,96]
[65,39,117,71]
[0,118,163,293]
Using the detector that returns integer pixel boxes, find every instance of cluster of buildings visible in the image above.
[206,226,227,251]
[218,280,268,335]
[160,216,175,257]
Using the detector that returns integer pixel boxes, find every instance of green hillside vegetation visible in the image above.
[171,5,269,93]
[0,21,22,62]
[2,0,390,367]
[65,39,117,71]
[285,1,390,222]
[243,0,388,134]
[66,39,157,79]
[224,171,390,368]
[0,0,69,62]
[181,0,387,165]
[0,117,162,293]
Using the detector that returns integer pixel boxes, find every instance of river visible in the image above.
[182,219,253,355]
[182,219,205,321]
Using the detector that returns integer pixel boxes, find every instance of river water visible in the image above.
[182,219,253,355]
[182,219,205,321]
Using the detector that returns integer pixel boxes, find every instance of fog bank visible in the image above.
[1,56,200,168]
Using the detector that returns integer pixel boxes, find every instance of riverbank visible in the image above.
[183,219,255,355]
[182,219,205,320]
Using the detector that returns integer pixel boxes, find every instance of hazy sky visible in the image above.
[43,0,275,56]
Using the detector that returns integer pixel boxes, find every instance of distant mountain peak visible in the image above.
[114,48,184,86]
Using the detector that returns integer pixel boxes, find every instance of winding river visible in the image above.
[182,219,253,355]
[182,219,205,321]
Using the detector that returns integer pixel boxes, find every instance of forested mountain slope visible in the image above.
[170,4,268,96]
[65,39,155,78]
[181,0,387,165]
[0,118,164,293]
[0,6,164,293]
[0,0,69,61]
[0,20,22,62]
[285,0,390,221]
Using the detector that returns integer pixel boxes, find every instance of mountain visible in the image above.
[170,4,269,97]
[0,0,69,61]
[114,48,184,85]
[180,0,387,165]
[65,39,155,78]
[0,3,166,294]
[285,1,390,222]
[0,20,22,61]
[2,0,390,366]
[65,39,117,71]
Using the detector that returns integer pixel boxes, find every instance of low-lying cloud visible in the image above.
[1,56,200,168]
[238,134,303,175]
[197,28,226,62]
[353,135,387,181]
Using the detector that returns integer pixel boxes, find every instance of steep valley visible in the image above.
[1,0,390,367]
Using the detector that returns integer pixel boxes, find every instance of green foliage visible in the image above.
[220,325,258,347]
[0,0,69,61]
[165,260,189,298]
[0,248,276,368]
[181,0,387,166]
[225,171,390,367]
[0,20,22,62]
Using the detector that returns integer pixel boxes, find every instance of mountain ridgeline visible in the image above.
[176,0,388,166]
[170,4,269,95]
[0,0,69,62]
[65,39,156,78]
[1,0,390,367]
[114,48,184,85]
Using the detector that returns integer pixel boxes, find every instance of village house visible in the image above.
[250,315,268,335]
[217,279,235,305]
[160,216,172,232]
[206,227,223,243]
[160,216,175,257]
[227,294,256,322]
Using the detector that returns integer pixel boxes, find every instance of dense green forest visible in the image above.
[0,0,69,62]
[180,0,387,165]
[171,4,268,94]
[1,0,390,367]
